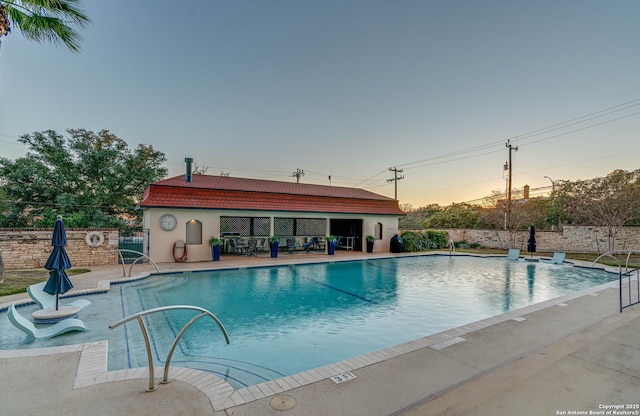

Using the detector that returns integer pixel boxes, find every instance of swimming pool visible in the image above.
[0,255,617,389]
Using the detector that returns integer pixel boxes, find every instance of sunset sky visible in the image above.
[1,1,639,207]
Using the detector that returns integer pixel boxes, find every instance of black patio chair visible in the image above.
[286,238,296,254]
[256,238,267,252]
[246,239,258,256]
[229,238,244,255]
[303,237,318,253]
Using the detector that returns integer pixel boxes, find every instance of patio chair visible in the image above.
[303,237,314,253]
[246,239,258,256]
[303,237,320,253]
[285,238,297,254]
[506,249,520,260]
[228,238,244,255]
[256,238,267,252]
[27,281,91,310]
[548,252,566,264]
[236,238,247,254]
[7,303,88,339]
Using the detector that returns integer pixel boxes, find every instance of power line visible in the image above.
[517,110,640,148]
[353,169,388,188]
[393,98,640,171]
[506,98,640,143]
[402,109,640,172]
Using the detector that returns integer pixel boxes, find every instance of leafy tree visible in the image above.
[476,189,507,230]
[476,188,551,246]
[399,203,442,229]
[422,203,484,229]
[0,188,12,227]
[557,169,640,251]
[0,129,168,229]
[0,0,89,52]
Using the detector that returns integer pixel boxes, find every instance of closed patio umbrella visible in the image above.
[43,216,73,310]
[527,225,536,257]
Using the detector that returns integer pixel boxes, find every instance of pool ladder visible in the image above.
[591,250,640,313]
[109,305,230,392]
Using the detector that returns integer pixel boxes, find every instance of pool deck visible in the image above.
[1,251,639,415]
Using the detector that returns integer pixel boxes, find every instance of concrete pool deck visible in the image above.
[1,251,639,415]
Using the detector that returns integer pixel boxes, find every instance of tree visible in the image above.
[399,203,441,230]
[0,129,168,229]
[557,169,640,251]
[0,0,89,52]
[472,187,551,247]
[422,203,484,229]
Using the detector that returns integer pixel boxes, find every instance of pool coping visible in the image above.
[0,253,625,412]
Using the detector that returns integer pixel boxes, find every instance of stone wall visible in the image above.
[440,225,640,253]
[0,228,119,270]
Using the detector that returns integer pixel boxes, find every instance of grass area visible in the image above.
[0,269,90,297]
[453,248,639,268]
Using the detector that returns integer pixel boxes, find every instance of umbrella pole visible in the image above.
[55,294,59,311]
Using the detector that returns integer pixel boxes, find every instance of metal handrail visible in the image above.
[590,251,640,313]
[620,268,640,312]
[111,249,161,277]
[109,305,230,392]
[591,249,640,273]
[449,239,456,253]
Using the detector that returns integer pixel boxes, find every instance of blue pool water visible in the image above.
[0,255,617,388]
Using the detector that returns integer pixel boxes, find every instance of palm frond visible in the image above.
[2,0,89,52]
[17,0,89,26]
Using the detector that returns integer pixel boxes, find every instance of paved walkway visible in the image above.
[1,252,639,415]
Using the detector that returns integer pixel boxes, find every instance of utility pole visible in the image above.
[387,167,404,200]
[505,140,518,230]
[292,168,305,183]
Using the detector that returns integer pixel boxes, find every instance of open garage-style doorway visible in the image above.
[329,219,363,251]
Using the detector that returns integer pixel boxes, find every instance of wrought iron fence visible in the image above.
[118,229,148,264]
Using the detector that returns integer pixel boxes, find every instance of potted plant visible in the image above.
[209,237,222,261]
[366,235,375,253]
[269,236,279,258]
[325,235,337,255]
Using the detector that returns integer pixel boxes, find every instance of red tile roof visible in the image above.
[139,175,405,216]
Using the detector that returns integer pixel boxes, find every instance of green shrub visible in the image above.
[399,230,451,252]
[454,240,482,249]
[425,230,449,249]
[400,231,423,252]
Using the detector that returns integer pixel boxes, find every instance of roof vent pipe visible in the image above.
[185,157,193,182]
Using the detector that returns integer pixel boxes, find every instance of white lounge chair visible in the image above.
[7,304,88,339]
[27,282,91,310]
[548,252,566,264]
[506,249,520,260]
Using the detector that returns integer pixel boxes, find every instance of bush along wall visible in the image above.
[399,230,450,252]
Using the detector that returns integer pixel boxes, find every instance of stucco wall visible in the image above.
[440,225,640,253]
[144,208,400,263]
[0,229,119,270]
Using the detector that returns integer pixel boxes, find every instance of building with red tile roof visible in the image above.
[140,171,404,262]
